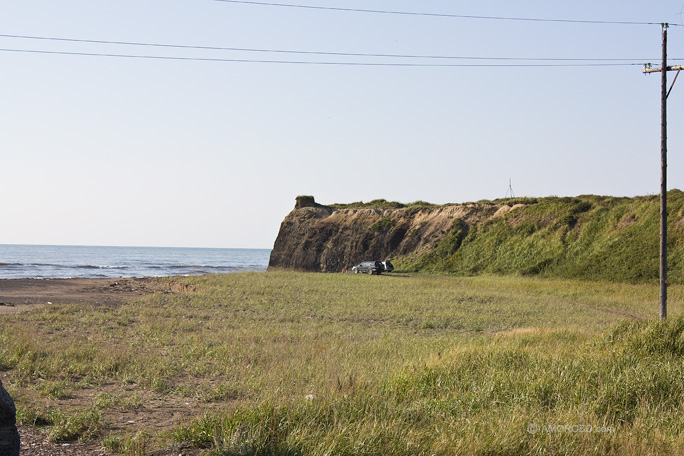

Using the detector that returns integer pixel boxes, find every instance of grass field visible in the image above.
[3,271,684,455]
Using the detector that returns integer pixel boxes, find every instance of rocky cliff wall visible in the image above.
[268,196,516,272]
[269,192,684,283]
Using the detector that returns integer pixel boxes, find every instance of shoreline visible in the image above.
[0,277,168,314]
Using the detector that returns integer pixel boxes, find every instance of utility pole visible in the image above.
[643,24,683,319]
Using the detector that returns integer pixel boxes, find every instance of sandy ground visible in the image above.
[0,277,201,455]
[0,277,170,314]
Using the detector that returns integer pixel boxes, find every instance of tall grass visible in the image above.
[2,272,684,454]
[172,319,684,455]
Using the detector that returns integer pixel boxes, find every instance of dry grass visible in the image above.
[2,271,684,454]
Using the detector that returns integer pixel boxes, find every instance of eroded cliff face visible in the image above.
[269,192,684,282]
[268,196,513,272]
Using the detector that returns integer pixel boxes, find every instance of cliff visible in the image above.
[269,192,684,283]
[268,196,533,273]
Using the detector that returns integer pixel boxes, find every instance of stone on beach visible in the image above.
[0,380,20,456]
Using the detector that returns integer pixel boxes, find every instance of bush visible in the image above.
[369,217,395,231]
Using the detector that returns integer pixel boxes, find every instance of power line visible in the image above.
[0,47,650,67]
[214,0,682,27]
[0,34,674,62]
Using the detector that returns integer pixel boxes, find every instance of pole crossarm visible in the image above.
[643,64,684,73]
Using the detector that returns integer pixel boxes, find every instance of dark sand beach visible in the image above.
[0,277,180,314]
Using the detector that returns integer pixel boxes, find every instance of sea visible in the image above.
[0,244,272,280]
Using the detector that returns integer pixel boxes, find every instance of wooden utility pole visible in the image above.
[643,24,683,319]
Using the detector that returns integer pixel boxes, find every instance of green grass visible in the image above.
[3,272,684,454]
[103,430,151,456]
[398,190,684,284]
[369,217,396,231]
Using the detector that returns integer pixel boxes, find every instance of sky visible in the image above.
[1,1,684,249]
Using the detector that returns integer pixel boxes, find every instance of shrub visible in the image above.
[369,217,395,231]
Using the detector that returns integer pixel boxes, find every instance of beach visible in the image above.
[0,277,167,315]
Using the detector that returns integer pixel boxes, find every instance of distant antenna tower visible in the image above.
[505,178,515,198]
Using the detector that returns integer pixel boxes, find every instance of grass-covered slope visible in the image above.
[398,190,684,284]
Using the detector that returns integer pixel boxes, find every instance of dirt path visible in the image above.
[570,300,648,320]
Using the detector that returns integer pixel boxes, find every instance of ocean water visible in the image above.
[0,244,271,279]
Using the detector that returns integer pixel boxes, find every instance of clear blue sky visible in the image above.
[1,1,683,248]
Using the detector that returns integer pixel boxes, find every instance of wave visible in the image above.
[21,263,129,270]
[0,262,262,272]
[0,262,129,270]
[0,245,269,279]
[141,264,233,270]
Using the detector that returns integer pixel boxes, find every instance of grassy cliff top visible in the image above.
[330,199,437,210]
[321,194,656,210]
